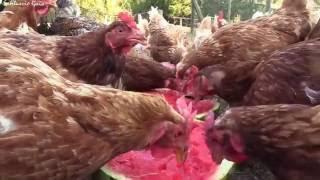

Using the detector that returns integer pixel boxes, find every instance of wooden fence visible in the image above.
[104,11,209,28]
[133,11,204,28]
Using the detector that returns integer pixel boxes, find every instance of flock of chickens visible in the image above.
[1,0,320,179]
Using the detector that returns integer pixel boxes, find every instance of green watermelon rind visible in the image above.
[195,113,207,120]
[100,166,131,180]
[101,159,233,180]
[210,159,235,180]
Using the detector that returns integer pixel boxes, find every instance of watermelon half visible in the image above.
[97,89,233,180]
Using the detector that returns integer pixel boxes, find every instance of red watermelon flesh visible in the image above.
[149,88,214,114]
[106,122,217,180]
[105,89,217,179]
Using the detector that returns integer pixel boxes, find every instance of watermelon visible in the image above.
[102,89,222,180]
[105,121,217,180]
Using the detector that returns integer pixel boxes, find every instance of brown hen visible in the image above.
[206,104,320,180]
[0,0,56,31]
[122,57,175,91]
[194,16,213,50]
[196,61,256,104]
[147,6,190,64]
[243,38,320,105]
[0,12,145,88]
[177,0,317,102]
[0,42,189,179]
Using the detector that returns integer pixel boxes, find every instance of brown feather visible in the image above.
[122,57,175,91]
[198,61,257,103]
[0,0,56,31]
[177,0,314,101]
[206,104,320,180]
[0,41,185,179]
[0,22,138,88]
[147,7,191,64]
[308,18,320,39]
[178,7,312,73]
[243,38,320,105]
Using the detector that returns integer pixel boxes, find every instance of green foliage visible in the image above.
[230,0,256,20]
[75,0,283,23]
[127,0,152,13]
[200,0,222,17]
[200,0,254,20]
[201,0,282,21]
[126,0,170,17]
[126,0,191,17]
[77,0,109,22]
[77,0,130,22]
[169,0,191,17]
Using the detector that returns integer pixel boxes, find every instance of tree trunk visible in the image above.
[266,0,271,12]
[227,0,232,21]
[191,0,195,33]
[193,0,203,21]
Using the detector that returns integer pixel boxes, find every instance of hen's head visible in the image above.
[195,65,226,93]
[167,65,213,100]
[149,96,196,163]
[31,0,57,16]
[176,50,202,78]
[105,11,146,54]
[205,110,248,164]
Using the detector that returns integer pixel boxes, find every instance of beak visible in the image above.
[128,29,147,45]
[175,146,188,163]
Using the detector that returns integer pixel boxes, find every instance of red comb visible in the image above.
[117,11,137,29]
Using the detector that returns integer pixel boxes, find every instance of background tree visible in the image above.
[201,0,281,20]
[75,0,283,22]
[169,0,191,17]
[126,0,170,18]
[77,0,110,22]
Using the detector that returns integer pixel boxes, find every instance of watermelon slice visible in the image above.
[102,88,223,179]
[105,121,217,180]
